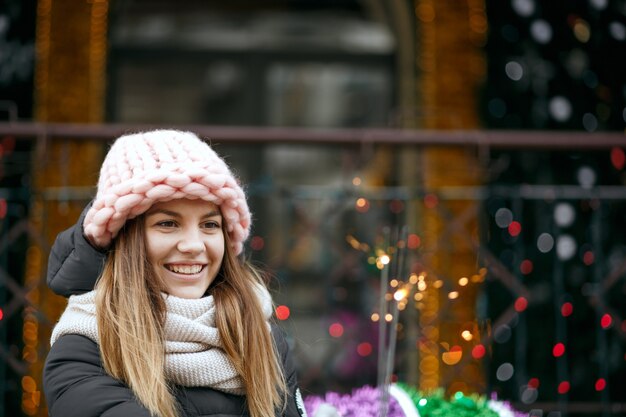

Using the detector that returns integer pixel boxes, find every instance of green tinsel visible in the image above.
[397,384,500,417]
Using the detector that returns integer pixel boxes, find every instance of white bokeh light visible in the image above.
[557,235,577,261]
[582,113,598,132]
[590,0,608,9]
[505,61,524,81]
[610,22,626,41]
[521,387,539,404]
[530,20,552,44]
[577,166,596,189]
[549,96,572,122]
[496,363,515,382]
[554,203,575,227]
[512,0,535,17]
[537,233,554,253]
[495,207,514,228]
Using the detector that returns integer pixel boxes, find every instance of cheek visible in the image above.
[216,238,226,259]
[210,235,226,260]
[145,231,167,262]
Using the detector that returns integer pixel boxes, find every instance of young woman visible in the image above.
[44,130,307,417]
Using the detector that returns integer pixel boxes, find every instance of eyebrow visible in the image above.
[145,208,221,219]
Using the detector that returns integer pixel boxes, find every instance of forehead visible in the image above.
[146,198,221,215]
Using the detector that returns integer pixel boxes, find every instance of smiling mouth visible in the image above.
[165,264,205,275]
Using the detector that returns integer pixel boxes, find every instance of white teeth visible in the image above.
[167,264,203,274]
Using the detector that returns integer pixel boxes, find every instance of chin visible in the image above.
[169,287,209,299]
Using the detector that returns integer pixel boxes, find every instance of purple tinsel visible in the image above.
[304,385,406,417]
[489,392,528,417]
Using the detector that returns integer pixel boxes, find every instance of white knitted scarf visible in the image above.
[50,286,274,395]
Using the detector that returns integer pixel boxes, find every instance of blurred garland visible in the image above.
[304,384,527,417]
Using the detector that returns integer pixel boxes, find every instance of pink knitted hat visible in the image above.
[83,130,251,255]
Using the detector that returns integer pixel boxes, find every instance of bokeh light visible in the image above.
[520,259,534,275]
[549,96,572,122]
[508,221,522,237]
[275,305,290,321]
[495,207,513,228]
[250,236,265,251]
[553,343,565,357]
[329,323,344,338]
[530,19,552,44]
[537,233,555,253]
[442,345,463,365]
[357,342,373,357]
[355,197,370,213]
[577,166,596,189]
[472,344,486,359]
[407,234,421,249]
[583,250,595,265]
[611,147,625,170]
[514,296,528,312]
[554,203,575,227]
[556,235,577,261]
[609,22,626,40]
[505,61,524,81]
[496,363,514,381]
[561,302,574,317]
[512,0,535,16]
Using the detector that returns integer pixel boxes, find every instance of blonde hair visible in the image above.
[95,216,287,417]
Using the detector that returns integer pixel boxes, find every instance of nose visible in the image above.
[177,229,205,254]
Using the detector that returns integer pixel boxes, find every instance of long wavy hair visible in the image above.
[95,214,287,417]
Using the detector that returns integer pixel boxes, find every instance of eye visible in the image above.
[155,220,177,228]
[202,220,222,229]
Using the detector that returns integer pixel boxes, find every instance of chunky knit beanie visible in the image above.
[83,130,250,254]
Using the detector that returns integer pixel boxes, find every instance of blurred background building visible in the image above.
[0,0,625,416]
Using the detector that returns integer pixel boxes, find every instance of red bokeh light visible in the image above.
[611,147,626,170]
[553,343,565,357]
[528,378,540,389]
[407,234,421,249]
[275,305,290,321]
[471,344,486,359]
[357,342,373,357]
[329,323,344,338]
[520,259,533,275]
[508,221,522,237]
[250,236,265,251]
[601,314,612,329]
[561,302,574,317]
[514,297,528,312]
[595,378,606,391]
[558,381,570,394]
[583,251,594,265]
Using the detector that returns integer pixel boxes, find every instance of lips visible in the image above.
[165,264,205,275]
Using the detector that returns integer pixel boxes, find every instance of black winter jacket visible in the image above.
[44,202,306,417]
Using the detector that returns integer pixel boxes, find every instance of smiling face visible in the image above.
[144,198,225,299]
